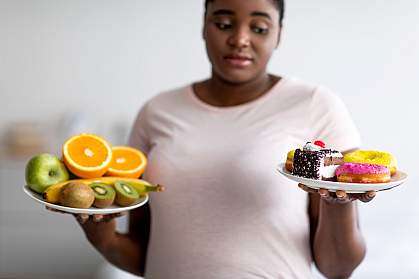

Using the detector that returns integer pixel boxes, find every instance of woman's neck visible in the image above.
[194,72,280,107]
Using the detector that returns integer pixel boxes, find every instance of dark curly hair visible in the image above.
[204,0,285,26]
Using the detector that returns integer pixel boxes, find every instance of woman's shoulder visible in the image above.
[148,84,191,104]
[141,83,193,112]
[282,76,317,93]
[283,76,344,105]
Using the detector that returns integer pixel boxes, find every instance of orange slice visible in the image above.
[62,134,113,179]
[105,146,147,178]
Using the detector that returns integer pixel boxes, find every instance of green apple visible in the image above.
[25,153,70,194]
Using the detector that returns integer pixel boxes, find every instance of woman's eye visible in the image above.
[252,26,269,34]
[215,22,232,30]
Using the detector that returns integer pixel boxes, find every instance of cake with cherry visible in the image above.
[292,141,344,181]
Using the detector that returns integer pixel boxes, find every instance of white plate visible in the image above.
[23,185,149,215]
[276,163,408,193]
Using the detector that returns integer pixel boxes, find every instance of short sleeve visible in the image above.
[309,87,361,152]
[128,102,151,155]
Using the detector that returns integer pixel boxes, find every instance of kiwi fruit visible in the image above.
[114,181,139,206]
[89,183,116,208]
[59,182,95,209]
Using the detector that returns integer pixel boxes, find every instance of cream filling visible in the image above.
[330,152,343,158]
[303,142,321,151]
[320,165,340,178]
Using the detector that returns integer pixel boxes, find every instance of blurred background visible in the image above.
[1,0,418,278]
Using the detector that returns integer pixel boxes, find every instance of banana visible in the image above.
[128,181,165,195]
[43,177,160,204]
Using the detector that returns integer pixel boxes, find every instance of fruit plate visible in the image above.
[276,163,408,193]
[23,185,149,215]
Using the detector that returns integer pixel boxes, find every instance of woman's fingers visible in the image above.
[358,191,376,203]
[46,205,127,223]
[298,184,377,204]
[318,188,338,203]
[340,191,356,204]
[336,190,352,203]
[335,190,346,199]
[318,189,352,204]
[93,214,104,222]
[75,214,89,224]
[318,188,330,198]
[75,212,126,224]
[299,184,377,204]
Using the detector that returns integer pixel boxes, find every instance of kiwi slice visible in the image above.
[114,181,139,206]
[89,183,116,208]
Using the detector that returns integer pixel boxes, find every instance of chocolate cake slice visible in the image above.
[292,142,344,181]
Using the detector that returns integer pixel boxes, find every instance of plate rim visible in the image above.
[276,162,408,193]
[23,185,149,215]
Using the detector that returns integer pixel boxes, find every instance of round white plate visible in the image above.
[23,185,149,215]
[276,163,408,193]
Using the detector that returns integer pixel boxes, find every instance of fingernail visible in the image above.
[77,215,87,224]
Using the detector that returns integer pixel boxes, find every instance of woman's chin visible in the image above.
[216,70,258,84]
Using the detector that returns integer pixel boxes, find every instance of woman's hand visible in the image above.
[46,206,125,224]
[298,183,376,204]
[46,206,148,275]
[46,206,126,252]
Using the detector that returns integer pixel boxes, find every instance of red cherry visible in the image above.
[314,140,326,148]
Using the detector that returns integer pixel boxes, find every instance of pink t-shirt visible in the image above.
[129,77,361,279]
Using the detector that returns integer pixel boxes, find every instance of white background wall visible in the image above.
[1,0,418,278]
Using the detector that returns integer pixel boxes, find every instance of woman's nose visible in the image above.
[227,27,250,49]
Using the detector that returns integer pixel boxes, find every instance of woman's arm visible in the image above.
[308,193,366,279]
[79,203,151,276]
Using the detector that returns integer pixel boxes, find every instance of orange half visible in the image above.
[62,133,113,178]
[105,146,147,178]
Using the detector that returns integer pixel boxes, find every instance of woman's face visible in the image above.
[204,0,281,84]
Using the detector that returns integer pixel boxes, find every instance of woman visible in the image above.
[58,0,376,278]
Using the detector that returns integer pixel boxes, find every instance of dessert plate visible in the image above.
[23,185,148,215]
[276,163,408,193]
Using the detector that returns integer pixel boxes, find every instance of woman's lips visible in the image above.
[224,55,253,67]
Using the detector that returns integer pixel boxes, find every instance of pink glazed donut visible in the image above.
[336,163,390,183]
